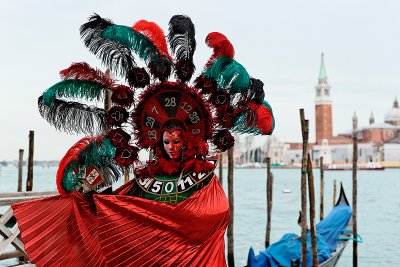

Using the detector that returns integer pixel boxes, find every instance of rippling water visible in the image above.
[1,166,399,266]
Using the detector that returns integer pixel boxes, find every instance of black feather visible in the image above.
[38,95,106,136]
[249,78,265,104]
[168,15,196,82]
[239,78,265,104]
[168,15,196,60]
[80,14,136,81]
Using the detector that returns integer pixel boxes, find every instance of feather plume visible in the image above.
[167,15,196,82]
[132,20,172,61]
[204,57,250,94]
[111,85,134,107]
[168,15,196,60]
[212,129,235,152]
[58,137,124,194]
[38,96,106,135]
[102,24,172,81]
[231,100,275,135]
[42,80,105,107]
[80,14,136,80]
[205,32,235,67]
[60,62,113,87]
[127,67,150,88]
[248,78,265,104]
[57,137,94,194]
[241,78,265,104]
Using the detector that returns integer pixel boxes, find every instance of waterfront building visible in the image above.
[315,53,333,144]
[232,55,400,167]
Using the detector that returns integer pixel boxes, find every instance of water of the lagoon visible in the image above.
[1,165,399,266]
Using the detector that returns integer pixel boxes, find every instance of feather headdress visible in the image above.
[39,14,275,194]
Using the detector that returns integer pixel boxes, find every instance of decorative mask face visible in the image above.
[162,130,184,159]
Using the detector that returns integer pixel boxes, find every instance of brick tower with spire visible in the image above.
[315,53,333,144]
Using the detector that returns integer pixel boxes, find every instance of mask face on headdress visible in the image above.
[162,130,184,159]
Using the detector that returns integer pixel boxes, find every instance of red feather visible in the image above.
[246,102,274,135]
[205,32,235,67]
[59,62,113,87]
[132,20,173,61]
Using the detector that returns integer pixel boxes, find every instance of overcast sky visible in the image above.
[0,0,399,161]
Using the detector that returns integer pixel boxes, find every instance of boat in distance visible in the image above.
[324,162,385,171]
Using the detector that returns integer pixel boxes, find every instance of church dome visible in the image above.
[384,98,400,125]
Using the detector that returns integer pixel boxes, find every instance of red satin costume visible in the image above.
[12,176,229,266]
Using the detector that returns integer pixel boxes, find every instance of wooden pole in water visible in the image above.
[299,109,308,267]
[319,156,324,221]
[18,149,24,192]
[219,153,223,184]
[26,131,34,191]
[333,179,337,207]
[227,147,235,267]
[307,154,318,267]
[265,157,273,248]
[352,136,358,267]
[124,167,130,183]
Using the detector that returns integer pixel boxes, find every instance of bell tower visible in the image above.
[315,53,333,144]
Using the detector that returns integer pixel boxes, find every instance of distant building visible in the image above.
[339,98,400,144]
[315,53,333,144]
[232,55,400,167]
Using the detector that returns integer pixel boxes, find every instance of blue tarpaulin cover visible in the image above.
[247,204,352,267]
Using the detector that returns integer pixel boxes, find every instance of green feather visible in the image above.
[102,25,172,68]
[204,57,250,94]
[81,138,116,167]
[263,100,275,134]
[61,138,118,193]
[62,163,80,193]
[42,80,105,107]
[231,100,275,135]
[231,113,263,135]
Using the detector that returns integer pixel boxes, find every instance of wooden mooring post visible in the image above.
[307,155,318,267]
[319,156,324,221]
[299,109,308,267]
[333,179,337,207]
[227,147,235,267]
[352,136,358,267]
[219,153,223,184]
[18,149,24,192]
[124,168,130,183]
[26,131,34,191]
[265,157,273,248]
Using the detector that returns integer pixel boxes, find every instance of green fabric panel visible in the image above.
[143,173,199,204]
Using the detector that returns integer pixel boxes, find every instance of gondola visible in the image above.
[247,184,356,267]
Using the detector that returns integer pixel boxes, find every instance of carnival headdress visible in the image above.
[39,14,275,195]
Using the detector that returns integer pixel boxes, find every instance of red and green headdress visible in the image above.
[38,14,275,195]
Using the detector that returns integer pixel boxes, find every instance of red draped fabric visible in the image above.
[12,175,229,267]
[12,192,106,267]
